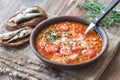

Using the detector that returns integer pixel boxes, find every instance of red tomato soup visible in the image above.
[36,22,102,64]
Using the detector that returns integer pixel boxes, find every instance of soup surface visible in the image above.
[36,22,102,64]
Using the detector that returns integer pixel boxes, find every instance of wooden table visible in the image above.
[0,0,120,80]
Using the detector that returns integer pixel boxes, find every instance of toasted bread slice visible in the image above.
[0,36,29,46]
[0,27,33,46]
[5,6,47,31]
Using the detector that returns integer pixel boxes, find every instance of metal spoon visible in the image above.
[85,0,120,34]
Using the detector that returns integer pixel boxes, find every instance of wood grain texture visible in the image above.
[97,0,120,37]
[0,33,119,80]
[0,0,120,80]
[99,48,120,80]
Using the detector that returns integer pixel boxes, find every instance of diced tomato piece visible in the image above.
[75,26,82,33]
[56,22,69,31]
[72,46,79,51]
[45,43,60,53]
[81,49,96,59]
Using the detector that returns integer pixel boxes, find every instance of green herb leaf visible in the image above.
[45,29,61,42]
[74,0,120,28]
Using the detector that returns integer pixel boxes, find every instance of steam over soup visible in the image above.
[36,22,102,64]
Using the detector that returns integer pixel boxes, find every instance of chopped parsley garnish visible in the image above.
[62,32,72,37]
[45,29,61,42]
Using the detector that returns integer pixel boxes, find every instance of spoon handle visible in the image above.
[93,0,120,25]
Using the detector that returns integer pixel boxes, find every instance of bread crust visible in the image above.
[0,36,29,46]
[5,6,47,31]
[0,27,33,46]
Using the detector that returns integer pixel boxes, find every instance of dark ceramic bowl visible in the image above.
[30,16,108,69]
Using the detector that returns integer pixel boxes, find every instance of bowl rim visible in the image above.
[30,16,108,67]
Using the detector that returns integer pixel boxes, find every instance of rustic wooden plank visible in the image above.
[94,1,120,79]
[99,48,120,80]
[45,0,65,15]
[0,32,119,80]
[0,12,120,80]
[0,0,22,23]
[64,0,87,16]
[56,0,75,16]
[0,74,10,80]
[0,0,120,80]
[0,0,48,22]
